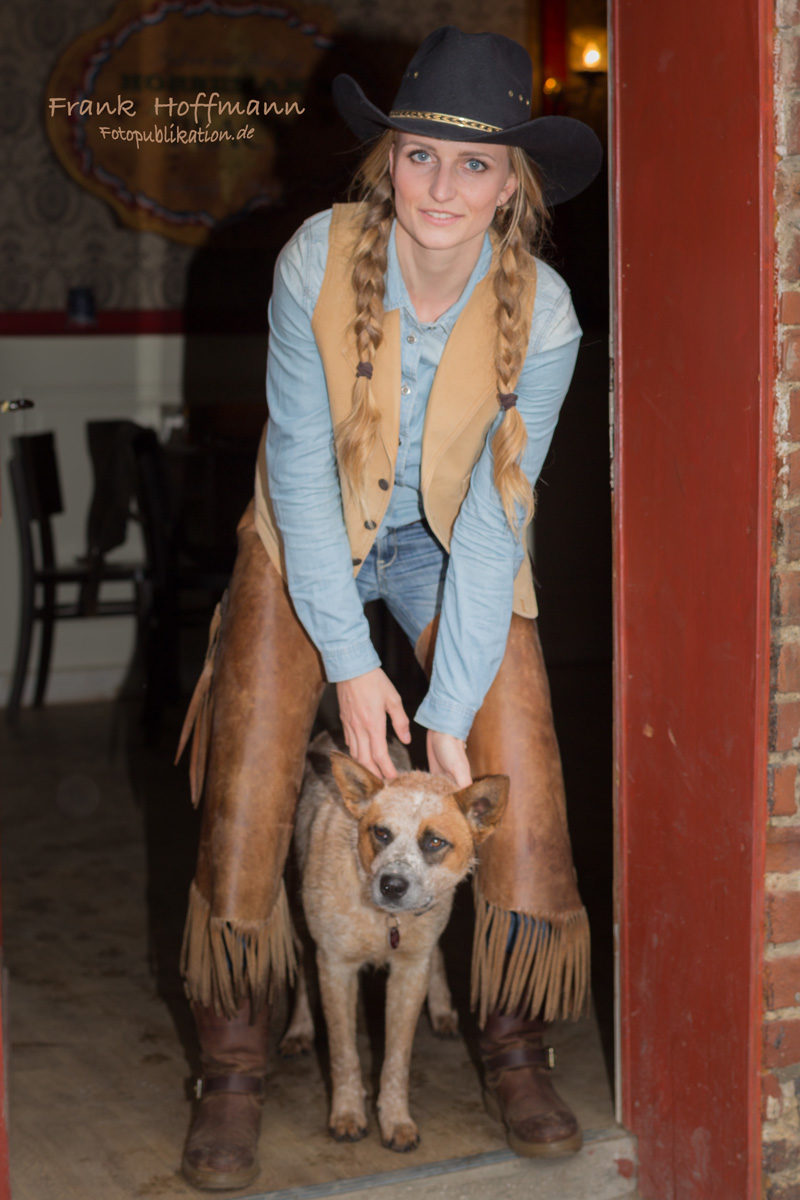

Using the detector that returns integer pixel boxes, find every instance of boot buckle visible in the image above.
[483,1043,557,1075]
[193,1074,265,1100]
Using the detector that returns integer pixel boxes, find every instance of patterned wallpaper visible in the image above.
[0,0,530,316]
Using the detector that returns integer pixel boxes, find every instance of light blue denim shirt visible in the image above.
[265,208,581,739]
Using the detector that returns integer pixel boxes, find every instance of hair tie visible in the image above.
[498,391,517,411]
[356,361,373,380]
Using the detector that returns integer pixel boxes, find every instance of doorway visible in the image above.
[0,5,627,1199]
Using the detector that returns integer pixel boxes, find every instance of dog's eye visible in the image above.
[371,825,393,845]
[420,832,450,854]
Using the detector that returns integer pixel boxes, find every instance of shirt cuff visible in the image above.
[414,688,477,742]
[319,637,381,684]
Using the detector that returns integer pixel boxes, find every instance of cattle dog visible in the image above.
[280,733,508,1152]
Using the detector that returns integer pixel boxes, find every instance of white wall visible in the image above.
[0,335,184,705]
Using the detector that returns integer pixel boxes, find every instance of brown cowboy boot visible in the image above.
[480,1010,582,1158]
[182,1000,269,1190]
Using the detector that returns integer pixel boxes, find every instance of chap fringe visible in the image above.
[181,879,297,1018]
[174,598,224,806]
[471,882,591,1027]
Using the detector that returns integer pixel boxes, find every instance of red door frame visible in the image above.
[0,877,10,1200]
[612,1,774,1196]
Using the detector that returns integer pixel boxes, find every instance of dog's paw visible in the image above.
[381,1121,420,1153]
[329,1113,369,1142]
[278,1031,313,1057]
[430,1008,459,1038]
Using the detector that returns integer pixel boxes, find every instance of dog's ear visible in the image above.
[454,775,509,844]
[329,751,383,817]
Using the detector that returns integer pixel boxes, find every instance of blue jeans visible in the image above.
[355,519,448,652]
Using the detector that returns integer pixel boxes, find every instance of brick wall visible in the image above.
[766,4,800,1196]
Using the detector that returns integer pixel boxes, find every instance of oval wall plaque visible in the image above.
[45,0,334,245]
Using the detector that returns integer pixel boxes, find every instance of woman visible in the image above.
[178,26,602,1191]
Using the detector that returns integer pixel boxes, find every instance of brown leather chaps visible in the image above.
[179,502,589,1025]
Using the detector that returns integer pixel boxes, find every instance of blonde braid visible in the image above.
[335,132,395,511]
[490,146,551,534]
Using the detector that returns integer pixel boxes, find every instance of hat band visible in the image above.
[389,109,502,134]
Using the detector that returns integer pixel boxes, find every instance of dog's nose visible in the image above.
[379,874,409,899]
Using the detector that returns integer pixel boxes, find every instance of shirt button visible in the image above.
[364,519,376,530]
[352,557,362,566]
[406,333,417,344]
[401,384,410,395]
[378,478,390,490]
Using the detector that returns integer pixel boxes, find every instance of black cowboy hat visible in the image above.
[332,26,602,207]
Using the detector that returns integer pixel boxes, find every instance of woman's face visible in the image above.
[389,132,517,257]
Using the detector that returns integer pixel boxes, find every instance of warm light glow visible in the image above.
[567,27,608,74]
[543,76,562,95]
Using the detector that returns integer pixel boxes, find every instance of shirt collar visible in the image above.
[385,218,493,331]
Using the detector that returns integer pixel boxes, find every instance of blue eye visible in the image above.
[410,149,431,162]
[466,159,487,172]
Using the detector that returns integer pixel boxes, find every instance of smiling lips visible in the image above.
[420,209,462,223]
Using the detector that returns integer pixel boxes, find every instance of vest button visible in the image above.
[364,519,376,530]
[352,557,362,566]
[401,384,411,395]
[378,478,390,490]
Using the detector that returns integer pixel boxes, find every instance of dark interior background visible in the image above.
[1,0,612,1090]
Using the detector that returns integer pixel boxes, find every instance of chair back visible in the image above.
[10,433,63,521]
[9,433,64,573]
[130,427,173,591]
[85,420,140,558]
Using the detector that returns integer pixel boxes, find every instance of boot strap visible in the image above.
[483,1044,556,1075]
[194,1074,265,1100]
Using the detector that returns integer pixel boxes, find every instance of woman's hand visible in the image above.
[427,729,472,789]
[336,668,411,780]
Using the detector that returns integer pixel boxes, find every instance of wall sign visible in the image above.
[45,0,333,245]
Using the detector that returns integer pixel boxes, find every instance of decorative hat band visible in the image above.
[388,109,502,134]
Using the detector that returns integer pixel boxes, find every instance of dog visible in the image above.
[279,732,508,1152]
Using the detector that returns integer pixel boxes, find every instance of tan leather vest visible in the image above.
[254,202,539,618]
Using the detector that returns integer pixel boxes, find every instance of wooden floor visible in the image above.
[0,693,615,1200]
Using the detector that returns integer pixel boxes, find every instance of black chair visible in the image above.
[129,427,231,711]
[5,431,150,722]
[131,426,232,607]
[83,419,143,611]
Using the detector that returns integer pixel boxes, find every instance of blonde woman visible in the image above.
[178,26,602,1190]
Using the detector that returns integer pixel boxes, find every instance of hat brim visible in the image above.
[332,74,602,206]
